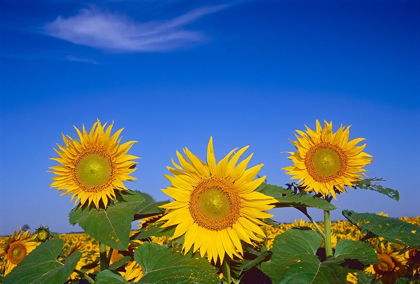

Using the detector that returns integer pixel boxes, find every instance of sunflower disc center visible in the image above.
[8,242,27,264]
[189,178,240,231]
[75,152,113,190]
[375,254,395,273]
[197,188,231,220]
[305,142,347,182]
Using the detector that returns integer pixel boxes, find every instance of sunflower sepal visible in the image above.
[34,225,52,242]
[2,239,81,284]
[69,190,146,251]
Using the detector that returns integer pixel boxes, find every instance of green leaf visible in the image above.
[352,178,399,201]
[261,229,348,284]
[133,193,169,219]
[241,251,272,273]
[3,239,81,284]
[69,190,145,250]
[134,223,176,240]
[109,256,131,271]
[96,270,128,284]
[134,243,219,284]
[343,210,420,247]
[257,183,336,211]
[334,239,378,265]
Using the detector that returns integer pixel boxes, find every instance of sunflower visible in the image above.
[0,228,38,275]
[121,261,144,282]
[405,249,420,276]
[283,120,372,199]
[34,225,51,242]
[50,120,139,209]
[160,137,277,264]
[366,243,407,284]
[66,241,97,281]
[346,272,358,284]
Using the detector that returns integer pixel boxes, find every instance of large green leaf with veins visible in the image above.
[69,190,145,250]
[134,243,219,284]
[343,210,420,247]
[3,239,81,284]
[257,183,336,210]
[261,229,376,284]
[333,239,378,265]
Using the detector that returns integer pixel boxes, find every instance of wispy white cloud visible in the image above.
[66,55,100,64]
[44,5,228,52]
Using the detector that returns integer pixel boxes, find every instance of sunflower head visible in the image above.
[50,120,139,209]
[121,261,144,282]
[160,137,277,264]
[0,228,39,276]
[283,120,372,199]
[34,226,51,242]
[366,243,408,284]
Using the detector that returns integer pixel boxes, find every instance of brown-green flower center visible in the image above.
[374,254,395,274]
[305,142,348,182]
[189,178,240,231]
[8,242,27,264]
[75,152,113,192]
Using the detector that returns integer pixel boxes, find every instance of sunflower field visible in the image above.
[0,120,419,284]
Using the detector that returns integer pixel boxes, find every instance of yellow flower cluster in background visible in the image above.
[1,216,419,282]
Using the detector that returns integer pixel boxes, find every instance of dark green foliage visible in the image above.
[343,210,420,247]
[134,243,219,284]
[257,183,337,210]
[69,190,145,250]
[261,229,377,284]
[352,178,399,201]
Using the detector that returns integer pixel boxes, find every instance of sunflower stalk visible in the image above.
[74,268,95,284]
[99,243,109,270]
[298,207,326,240]
[106,247,114,265]
[222,259,232,284]
[324,210,333,258]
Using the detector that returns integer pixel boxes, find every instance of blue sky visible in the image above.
[0,0,419,235]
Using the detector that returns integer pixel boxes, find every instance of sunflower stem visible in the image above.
[324,210,333,258]
[100,243,109,271]
[74,269,95,284]
[222,258,231,284]
[299,208,326,240]
[107,247,114,265]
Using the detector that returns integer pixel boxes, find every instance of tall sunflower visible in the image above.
[160,137,277,264]
[0,228,38,276]
[283,120,372,199]
[366,243,407,284]
[50,120,138,209]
